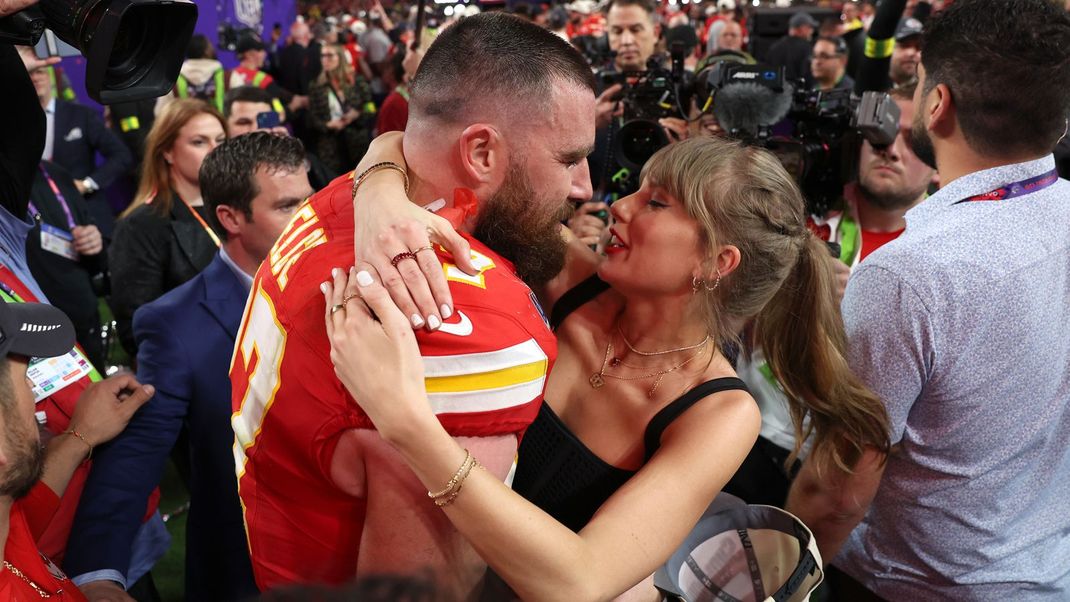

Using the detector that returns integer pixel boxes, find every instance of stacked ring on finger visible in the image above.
[342,293,360,305]
[413,245,435,255]
[391,251,418,268]
[330,304,346,315]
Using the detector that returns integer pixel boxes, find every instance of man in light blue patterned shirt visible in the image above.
[786,0,1070,599]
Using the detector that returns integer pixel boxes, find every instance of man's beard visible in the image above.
[0,423,43,500]
[910,106,938,170]
[859,172,929,210]
[473,163,571,287]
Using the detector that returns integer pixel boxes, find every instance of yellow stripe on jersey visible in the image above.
[425,360,546,393]
[421,339,548,414]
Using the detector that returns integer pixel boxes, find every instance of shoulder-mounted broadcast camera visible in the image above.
[700,61,900,214]
[0,0,197,103]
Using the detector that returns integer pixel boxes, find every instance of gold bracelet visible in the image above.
[352,161,409,201]
[434,459,481,507]
[428,449,473,499]
[63,428,92,460]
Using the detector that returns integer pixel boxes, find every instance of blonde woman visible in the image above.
[324,136,890,599]
[307,43,374,174]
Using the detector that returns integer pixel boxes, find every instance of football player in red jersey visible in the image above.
[230,13,596,598]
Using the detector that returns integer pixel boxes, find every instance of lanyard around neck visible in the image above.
[28,166,77,230]
[181,199,221,248]
[957,169,1059,204]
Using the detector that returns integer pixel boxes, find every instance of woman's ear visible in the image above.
[709,244,742,280]
[457,124,505,187]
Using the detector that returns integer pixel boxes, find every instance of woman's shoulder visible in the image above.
[116,203,173,236]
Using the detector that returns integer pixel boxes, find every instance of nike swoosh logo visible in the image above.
[437,311,473,337]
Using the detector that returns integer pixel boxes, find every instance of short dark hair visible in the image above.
[920,0,1070,158]
[814,36,847,56]
[187,34,215,60]
[224,86,276,118]
[200,132,307,227]
[605,0,656,17]
[408,12,595,122]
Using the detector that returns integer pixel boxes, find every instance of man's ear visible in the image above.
[457,124,506,187]
[927,82,956,139]
[215,205,244,238]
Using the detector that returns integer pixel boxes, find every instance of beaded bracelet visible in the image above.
[428,449,473,499]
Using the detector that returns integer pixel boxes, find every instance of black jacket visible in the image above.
[109,199,222,354]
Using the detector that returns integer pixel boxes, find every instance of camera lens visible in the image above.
[616,119,669,172]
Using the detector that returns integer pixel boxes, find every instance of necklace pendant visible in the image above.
[589,373,605,388]
[610,357,622,367]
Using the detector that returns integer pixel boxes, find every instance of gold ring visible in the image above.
[342,294,360,305]
[413,245,435,254]
[330,304,345,315]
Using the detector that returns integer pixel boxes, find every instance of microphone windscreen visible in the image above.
[713,82,794,137]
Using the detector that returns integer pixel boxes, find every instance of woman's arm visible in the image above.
[324,269,761,600]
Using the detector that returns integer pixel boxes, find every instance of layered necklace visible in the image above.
[590,324,710,398]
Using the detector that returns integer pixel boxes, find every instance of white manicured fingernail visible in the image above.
[427,315,441,330]
[320,282,329,294]
[440,304,452,319]
[422,198,446,212]
[411,314,425,328]
[332,267,341,278]
[356,270,374,287]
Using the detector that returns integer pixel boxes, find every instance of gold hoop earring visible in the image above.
[692,273,720,293]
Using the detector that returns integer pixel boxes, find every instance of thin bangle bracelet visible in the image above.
[63,428,92,460]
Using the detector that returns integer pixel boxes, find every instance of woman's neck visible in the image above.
[615,293,710,357]
[170,172,202,207]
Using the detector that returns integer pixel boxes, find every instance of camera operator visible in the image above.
[577,0,660,244]
[810,83,935,271]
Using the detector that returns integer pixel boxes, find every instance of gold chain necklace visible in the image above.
[617,323,710,357]
[3,560,58,598]
[590,341,707,398]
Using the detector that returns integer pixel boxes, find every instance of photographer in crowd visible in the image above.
[787,1,1070,598]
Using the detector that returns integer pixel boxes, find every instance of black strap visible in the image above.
[549,274,611,331]
[643,377,750,462]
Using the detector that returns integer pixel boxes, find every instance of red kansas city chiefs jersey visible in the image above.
[229,174,557,591]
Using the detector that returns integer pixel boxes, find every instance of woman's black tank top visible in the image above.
[512,275,749,533]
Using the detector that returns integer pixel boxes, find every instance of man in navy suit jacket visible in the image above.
[66,132,313,601]
[29,66,132,237]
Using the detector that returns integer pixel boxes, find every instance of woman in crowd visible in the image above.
[308,43,374,174]
[109,99,226,354]
[323,136,890,599]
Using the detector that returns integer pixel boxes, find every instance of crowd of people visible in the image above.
[0,0,1068,600]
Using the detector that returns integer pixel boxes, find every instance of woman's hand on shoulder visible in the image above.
[353,132,476,330]
[323,266,433,444]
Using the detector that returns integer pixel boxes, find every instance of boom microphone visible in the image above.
[713,81,794,139]
[853,0,907,94]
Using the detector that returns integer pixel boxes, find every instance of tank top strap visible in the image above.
[643,377,751,462]
[549,274,611,331]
